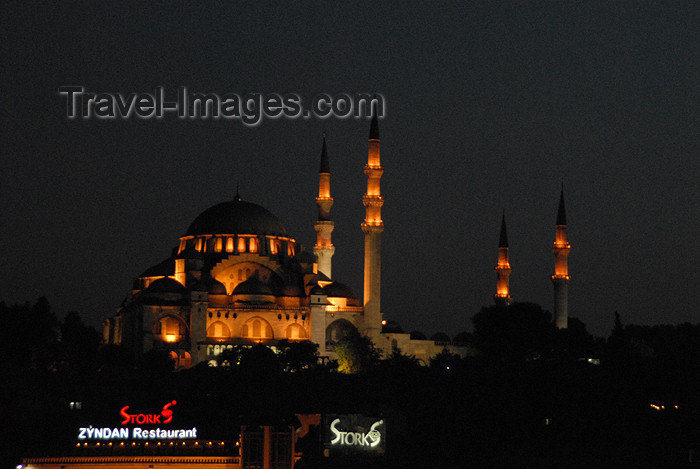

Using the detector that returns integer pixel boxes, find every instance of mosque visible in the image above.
[102,112,477,368]
[102,112,571,369]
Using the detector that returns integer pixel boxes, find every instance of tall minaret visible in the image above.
[314,133,335,278]
[362,104,384,340]
[552,186,571,329]
[494,210,512,306]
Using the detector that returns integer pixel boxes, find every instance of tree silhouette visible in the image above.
[472,302,557,362]
[276,340,319,372]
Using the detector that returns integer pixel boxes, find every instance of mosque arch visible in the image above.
[326,319,358,345]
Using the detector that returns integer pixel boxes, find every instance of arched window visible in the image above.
[249,237,259,253]
[241,317,274,340]
[195,238,202,251]
[156,315,185,343]
[285,323,307,340]
[215,237,223,252]
[238,237,246,253]
[226,237,234,253]
[207,321,231,340]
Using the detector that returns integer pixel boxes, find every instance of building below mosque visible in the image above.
[103,112,468,368]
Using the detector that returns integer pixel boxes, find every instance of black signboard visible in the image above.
[322,414,385,456]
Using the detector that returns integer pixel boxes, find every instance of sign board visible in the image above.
[77,400,198,441]
[322,414,385,456]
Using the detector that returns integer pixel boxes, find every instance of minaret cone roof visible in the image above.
[319,132,330,173]
[499,210,509,248]
[557,186,567,226]
[369,101,380,140]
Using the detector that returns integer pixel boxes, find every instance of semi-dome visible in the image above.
[232,276,274,296]
[144,277,187,294]
[184,196,288,237]
[323,282,357,299]
[208,279,228,295]
[280,282,304,297]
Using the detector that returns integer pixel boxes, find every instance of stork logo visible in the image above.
[120,401,177,425]
[330,418,383,447]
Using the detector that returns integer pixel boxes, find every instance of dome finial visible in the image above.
[235,182,242,202]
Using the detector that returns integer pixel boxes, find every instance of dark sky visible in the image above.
[1,2,698,337]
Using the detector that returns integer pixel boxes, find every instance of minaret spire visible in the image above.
[552,185,571,328]
[362,100,384,341]
[494,209,512,306]
[314,132,335,278]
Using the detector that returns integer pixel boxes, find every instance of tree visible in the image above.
[472,302,557,362]
[554,316,596,359]
[332,328,381,373]
[140,349,176,374]
[276,340,319,372]
[382,346,421,370]
[429,348,462,370]
[0,297,59,372]
[58,311,101,374]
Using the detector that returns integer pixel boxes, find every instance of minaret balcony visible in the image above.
[362,195,384,206]
[364,166,384,177]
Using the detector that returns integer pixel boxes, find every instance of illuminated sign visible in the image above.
[78,427,197,440]
[77,401,198,441]
[330,418,383,447]
[120,400,177,424]
[323,414,385,455]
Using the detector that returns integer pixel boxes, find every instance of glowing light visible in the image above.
[164,334,178,343]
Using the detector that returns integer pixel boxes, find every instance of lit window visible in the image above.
[286,324,307,340]
[241,317,274,339]
[207,321,231,340]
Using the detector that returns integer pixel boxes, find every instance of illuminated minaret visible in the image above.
[494,210,512,306]
[552,186,571,329]
[362,104,383,340]
[314,133,335,278]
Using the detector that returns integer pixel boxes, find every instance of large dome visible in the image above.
[184,196,288,237]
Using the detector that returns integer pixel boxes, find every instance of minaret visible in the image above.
[362,103,384,340]
[314,133,335,278]
[552,186,571,329]
[494,210,512,306]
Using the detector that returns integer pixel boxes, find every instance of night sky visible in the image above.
[1,2,698,338]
